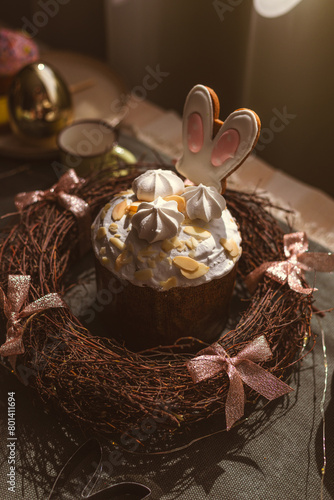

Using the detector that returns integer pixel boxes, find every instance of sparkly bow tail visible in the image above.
[0,275,65,369]
[187,335,293,430]
[245,232,334,294]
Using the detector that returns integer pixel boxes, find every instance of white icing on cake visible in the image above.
[132,169,184,202]
[131,197,184,243]
[92,170,242,290]
[183,184,226,222]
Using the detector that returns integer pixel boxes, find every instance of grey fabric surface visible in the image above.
[0,135,333,499]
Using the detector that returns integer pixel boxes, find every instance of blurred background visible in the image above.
[1,0,334,196]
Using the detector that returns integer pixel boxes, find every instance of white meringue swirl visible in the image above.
[132,169,184,202]
[183,184,226,222]
[131,197,184,243]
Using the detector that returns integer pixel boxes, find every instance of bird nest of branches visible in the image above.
[0,162,315,440]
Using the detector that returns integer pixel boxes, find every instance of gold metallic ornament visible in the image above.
[7,61,73,147]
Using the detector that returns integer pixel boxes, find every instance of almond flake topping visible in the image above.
[115,250,133,270]
[171,236,182,247]
[169,236,186,251]
[220,238,240,257]
[183,226,211,240]
[163,195,186,213]
[173,256,199,272]
[156,250,167,262]
[125,201,141,215]
[109,237,126,251]
[185,236,199,250]
[185,239,194,250]
[191,236,199,247]
[96,227,107,239]
[181,263,209,280]
[112,200,128,221]
[160,276,178,290]
[182,217,192,225]
[161,239,174,252]
[109,223,118,233]
[176,241,186,252]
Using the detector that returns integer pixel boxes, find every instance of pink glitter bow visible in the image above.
[186,335,293,431]
[0,275,65,369]
[15,169,91,256]
[245,232,334,295]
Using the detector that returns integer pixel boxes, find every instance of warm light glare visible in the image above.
[37,63,45,71]
[254,0,304,18]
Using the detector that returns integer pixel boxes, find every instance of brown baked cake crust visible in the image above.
[95,257,237,350]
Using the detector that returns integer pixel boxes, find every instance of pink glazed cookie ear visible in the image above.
[176,85,261,191]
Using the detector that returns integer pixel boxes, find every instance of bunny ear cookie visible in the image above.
[176,84,261,191]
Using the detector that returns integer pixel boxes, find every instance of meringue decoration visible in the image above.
[132,169,184,202]
[183,184,226,222]
[131,197,184,243]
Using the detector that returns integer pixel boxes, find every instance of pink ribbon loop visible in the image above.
[186,335,293,430]
[15,169,91,256]
[0,275,65,369]
[15,169,83,211]
[245,231,334,295]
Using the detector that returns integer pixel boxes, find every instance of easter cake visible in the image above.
[91,85,261,349]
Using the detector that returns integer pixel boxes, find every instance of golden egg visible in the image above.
[8,62,73,147]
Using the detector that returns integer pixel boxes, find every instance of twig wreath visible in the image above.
[1,160,332,439]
